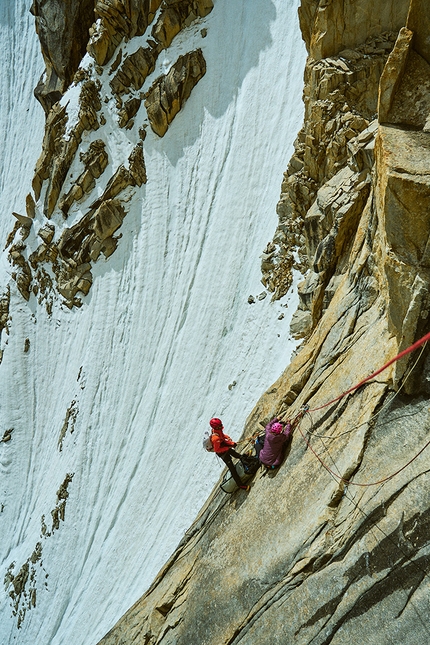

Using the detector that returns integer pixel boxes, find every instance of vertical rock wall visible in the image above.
[1,3,307,642]
[96,1,430,643]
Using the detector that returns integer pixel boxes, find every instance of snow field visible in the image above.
[0,1,306,643]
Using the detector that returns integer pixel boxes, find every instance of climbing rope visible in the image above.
[316,423,430,606]
[306,342,427,441]
[215,332,430,489]
[291,329,430,487]
[297,412,430,487]
[306,329,430,414]
[317,432,430,613]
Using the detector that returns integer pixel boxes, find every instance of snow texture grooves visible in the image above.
[0,2,44,241]
[0,1,306,644]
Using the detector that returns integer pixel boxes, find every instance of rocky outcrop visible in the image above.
[145,49,206,136]
[87,0,162,67]
[298,0,408,61]
[32,78,102,216]
[58,139,109,215]
[0,287,10,364]
[31,0,97,112]
[8,240,32,301]
[374,6,430,376]
[89,0,213,69]
[23,131,146,308]
[58,399,79,451]
[3,0,211,310]
[97,1,430,644]
[3,473,74,629]
[109,45,158,97]
[152,0,213,47]
[105,0,213,132]
[261,30,398,304]
[6,0,213,313]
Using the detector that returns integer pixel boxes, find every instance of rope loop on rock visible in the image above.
[297,412,430,487]
[306,329,430,414]
[291,329,430,487]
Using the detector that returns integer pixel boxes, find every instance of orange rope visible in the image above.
[307,330,430,413]
[289,330,430,486]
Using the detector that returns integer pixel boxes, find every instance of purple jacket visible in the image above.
[259,418,292,467]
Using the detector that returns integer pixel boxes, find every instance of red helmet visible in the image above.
[209,417,223,429]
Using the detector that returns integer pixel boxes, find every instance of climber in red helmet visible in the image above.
[209,418,249,490]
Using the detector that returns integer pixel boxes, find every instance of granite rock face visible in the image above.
[4,0,430,641]
[97,1,430,643]
[299,0,408,61]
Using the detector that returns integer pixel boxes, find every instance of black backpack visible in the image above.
[240,454,260,476]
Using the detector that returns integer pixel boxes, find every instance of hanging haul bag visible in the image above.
[220,460,247,493]
[219,456,260,493]
[202,430,214,452]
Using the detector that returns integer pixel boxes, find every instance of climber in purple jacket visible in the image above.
[255,418,292,468]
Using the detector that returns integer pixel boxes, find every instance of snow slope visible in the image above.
[0,2,45,241]
[0,1,306,643]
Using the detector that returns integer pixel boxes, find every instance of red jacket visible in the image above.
[210,428,236,454]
